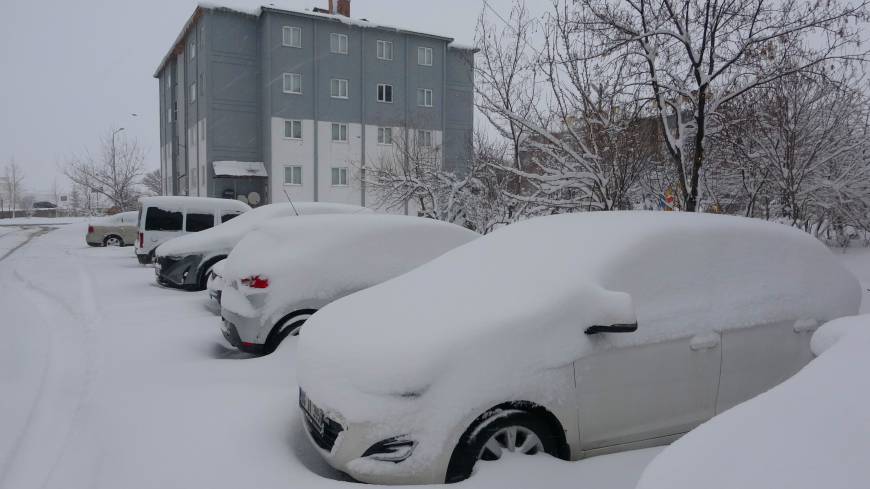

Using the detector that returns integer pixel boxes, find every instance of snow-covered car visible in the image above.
[206,258,227,305]
[220,214,479,355]
[296,211,861,485]
[135,196,251,264]
[635,314,870,489]
[154,202,368,291]
[86,211,138,247]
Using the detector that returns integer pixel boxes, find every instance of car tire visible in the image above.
[263,309,317,354]
[103,235,124,247]
[445,409,560,483]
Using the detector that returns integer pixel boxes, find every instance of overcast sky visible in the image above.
[0,0,540,193]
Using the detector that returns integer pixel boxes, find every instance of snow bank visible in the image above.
[156,202,368,257]
[636,314,870,489]
[299,212,859,407]
[222,214,478,325]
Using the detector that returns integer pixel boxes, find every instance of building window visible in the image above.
[377,40,393,60]
[284,120,303,139]
[418,130,433,147]
[283,26,302,47]
[330,33,348,54]
[284,165,303,185]
[189,41,196,60]
[283,73,302,94]
[417,88,433,107]
[330,78,349,99]
[331,167,348,186]
[331,123,348,142]
[418,46,433,66]
[190,83,197,103]
[377,83,393,103]
[377,127,393,145]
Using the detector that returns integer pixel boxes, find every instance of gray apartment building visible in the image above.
[154,0,475,208]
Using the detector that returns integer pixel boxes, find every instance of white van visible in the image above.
[135,196,251,264]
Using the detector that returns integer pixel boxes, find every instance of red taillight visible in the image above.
[138,232,143,248]
[241,275,269,289]
[88,225,94,234]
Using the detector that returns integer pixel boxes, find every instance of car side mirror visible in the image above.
[585,323,638,335]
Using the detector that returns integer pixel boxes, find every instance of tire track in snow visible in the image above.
[0,228,102,489]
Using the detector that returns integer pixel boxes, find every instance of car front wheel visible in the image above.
[445,410,559,483]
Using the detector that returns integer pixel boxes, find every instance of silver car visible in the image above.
[86,211,138,247]
[295,212,860,485]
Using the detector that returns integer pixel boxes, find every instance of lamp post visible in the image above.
[112,127,125,209]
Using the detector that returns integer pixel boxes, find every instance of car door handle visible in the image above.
[794,318,819,333]
[690,333,721,351]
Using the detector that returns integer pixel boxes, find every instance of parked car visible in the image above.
[220,214,479,355]
[295,211,860,485]
[635,315,870,489]
[154,202,368,291]
[206,259,227,305]
[86,211,138,247]
[135,196,251,264]
[33,201,58,209]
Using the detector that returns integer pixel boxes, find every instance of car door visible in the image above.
[716,318,817,413]
[574,329,722,452]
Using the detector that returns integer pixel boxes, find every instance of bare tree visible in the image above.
[576,0,868,211]
[3,158,25,218]
[64,129,146,211]
[364,129,511,233]
[142,168,163,196]
[475,1,657,214]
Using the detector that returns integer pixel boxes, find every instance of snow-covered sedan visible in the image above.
[155,202,368,291]
[219,214,479,355]
[296,211,861,485]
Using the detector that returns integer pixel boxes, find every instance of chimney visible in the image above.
[337,0,350,17]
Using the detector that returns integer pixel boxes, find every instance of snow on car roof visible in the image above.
[636,314,870,489]
[156,202,370,257]
[138,196,251,214]
[297,211,860,406]
[222,214,479,322]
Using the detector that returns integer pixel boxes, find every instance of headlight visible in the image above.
[361,436,417,463]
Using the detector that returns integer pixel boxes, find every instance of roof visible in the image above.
[213,161,268,178]
[154,3,466,77]
[138,196,252,213]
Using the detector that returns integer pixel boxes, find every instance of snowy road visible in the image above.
[0,220,662,489]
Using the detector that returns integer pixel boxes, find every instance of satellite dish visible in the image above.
[236,195,249,205]
[247,191,261,206]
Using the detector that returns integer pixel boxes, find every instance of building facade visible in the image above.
[154,2,475,208]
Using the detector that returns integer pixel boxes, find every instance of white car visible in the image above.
[220,214,479,355]
[154,202,368,290]
[636,314,870,489]
[296,211,860,485]
[135,196,251,264]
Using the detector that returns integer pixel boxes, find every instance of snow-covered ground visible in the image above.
[0,220,662,489]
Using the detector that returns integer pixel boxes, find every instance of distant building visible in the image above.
[154,0,476,207]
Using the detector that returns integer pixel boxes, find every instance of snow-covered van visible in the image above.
[296,211,861,485]
[135,196,251,264]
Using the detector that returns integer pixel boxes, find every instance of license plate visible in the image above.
[300,391,325,434]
